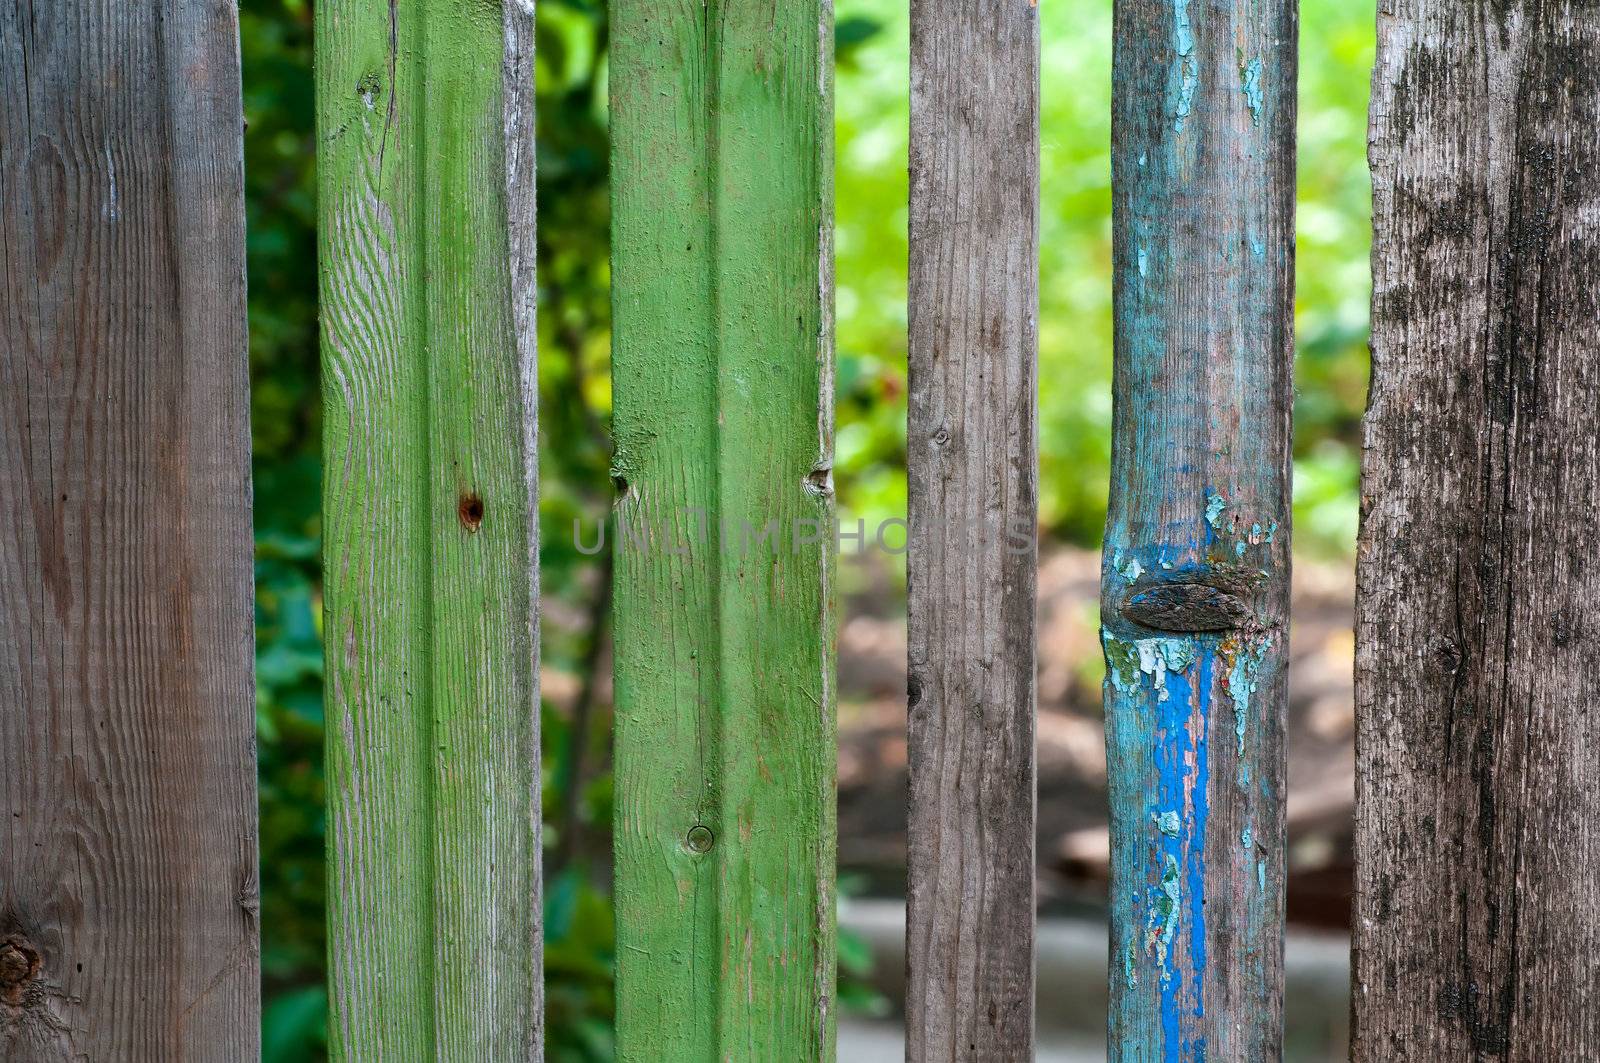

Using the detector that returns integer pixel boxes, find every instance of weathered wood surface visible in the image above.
[609,1,837,1057]
[1355,4,1600,1058]
[0,2,258,1057]
[905,1,1040,1058]
[316,1,541,1056]
[1102,0,1296,1057]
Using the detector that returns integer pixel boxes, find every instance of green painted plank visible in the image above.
[1102,0,1295,1056]
[609,2,837,1058]
[316,2,540,1057]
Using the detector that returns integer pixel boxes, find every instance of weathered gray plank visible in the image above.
[0,1,258,1057]
[1101,0,1297,1056]
[1355,3,1600,1058]
[905,2,1040,1058]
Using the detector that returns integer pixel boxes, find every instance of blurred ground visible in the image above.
[837,901,1350,1061]
[835,547,1356,929]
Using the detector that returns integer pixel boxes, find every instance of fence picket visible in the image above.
[1354,6,1600,1058]
[609,2,837,1058]
[316,2,542,1056]
[0,3,258,1056]
[905,2,1041,1058]
[1102,0,1296,1056]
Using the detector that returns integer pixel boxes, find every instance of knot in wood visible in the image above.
[1121,582,1251,633]
[0,940,39,989]
[685,825,715,853]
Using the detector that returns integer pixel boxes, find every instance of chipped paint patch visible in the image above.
[1205,493,1227,528]
[1147,854,1182,978]
[1241,822,1253,850]
[1222,635,1272,760]
[1102,630,1198,701]
[1241,57,1264,124]
[1137,247,1149,277]
[1153,810,1182,837]
[1172,0,1198,133]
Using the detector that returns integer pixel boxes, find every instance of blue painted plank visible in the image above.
[1102,0,1296,1057]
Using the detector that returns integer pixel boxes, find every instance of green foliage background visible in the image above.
[243,0,1372,1056]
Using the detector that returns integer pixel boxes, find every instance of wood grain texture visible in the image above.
[1102,0,1296,1057]
[608,1,837,1058]
[0,1,258,1056]
[316,1,541,1056]
[905,2,1039,1059]
[1355,3,1600,1058]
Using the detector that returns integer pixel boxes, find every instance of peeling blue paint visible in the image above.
[1226,636,1272,758]
[1205,493,1227,528]
[1138,247,1149,278]
[1241,822,1253,850]
[1257,860,1267,892]
[1172,0,1198,133]
[1104,630,1199,702]
[1149,854,1182,976]
[1235,541,1247,559]
[1241,57,1264,124]
[1105,622,1213,1056]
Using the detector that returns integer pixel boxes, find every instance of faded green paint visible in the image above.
[609,1,837,1058]
[317,1,540,1058]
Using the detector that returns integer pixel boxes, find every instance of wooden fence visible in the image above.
[1,1,1596,1061]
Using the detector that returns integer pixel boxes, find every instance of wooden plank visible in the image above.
[608,1,836,1057]
[905,2,1040,1058]
[316,1,541,1056]
[1102,0,1296,1056]
[1355,5,1600,1059]
[0,2,258,1057]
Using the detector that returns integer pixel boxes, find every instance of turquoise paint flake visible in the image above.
[1249,236,1266,259]
[1148,854,1182,979]
[1241,823,1253,850]
[1241,57,1264,124]
[1137,247,1149,277]
[1235,541,1247,558]
[1265,521,1277,543]
[1172,0,1198,133]
[1103,631,1198,702]
[1205,493,1227,528]
[1153,810,1182,837]
[1229,637,1271,757]
[1257,860,1267,892]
